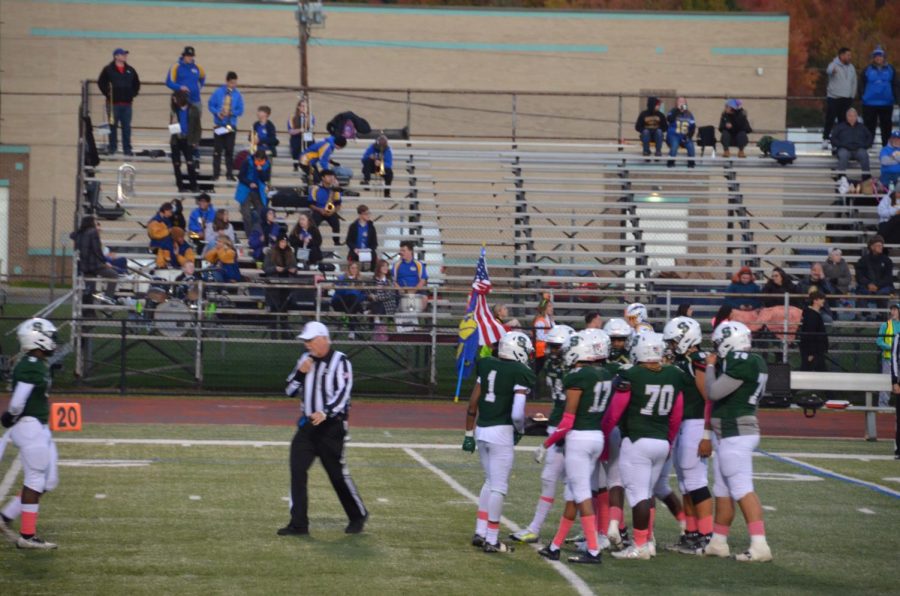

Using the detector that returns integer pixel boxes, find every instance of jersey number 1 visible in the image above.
[484,370,498,403]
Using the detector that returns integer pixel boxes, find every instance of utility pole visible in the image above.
[297,1,325,93]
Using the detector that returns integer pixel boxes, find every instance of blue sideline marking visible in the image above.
[760,450,900,500]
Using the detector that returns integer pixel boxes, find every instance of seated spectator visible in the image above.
[584,311,603,329]
[173,261,198,302]
[797,262,839,318]
[711,304,733,329]
[263,230,298,312]
[170,198,187,229]
[71,215,119,305]
[855,235,894,315]
[676,303,694,317]
[204,234,241,283]
[169,90,200,192]
[206,208,236,246]
[188,192,216,246]
[877,190,900,244]
[719,99,752,158]
[823,248,853,296]
[331,261,367,336]
[361,135,394,197]
[300,134,347,183]
[831,108,873,177]
[288,212,323,267]
[309,169,343,247]
[248,208,281,262]
[346,204,378,272]
[393,240,428,292]
[147,202,174,252]
[368,258,397,341]
[155,226,195,270]
[666,96,696,168]
[492,304,521,331]
[761,267,801,307]
[250,105,278,157]
[724,266,762,310]
[880,130,900,188]
[235,148,270,229]
[635,96,667,157]
[287,98,315,172]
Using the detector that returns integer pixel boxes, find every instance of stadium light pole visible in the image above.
[298,0,310,92]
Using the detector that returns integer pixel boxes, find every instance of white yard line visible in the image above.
[857,508,876,515]
[403,447,595,596]
[0,459,22,503]
[764,453,896,461]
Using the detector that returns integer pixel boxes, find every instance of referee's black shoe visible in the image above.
[345,514,368,534]
[277,525,309,537]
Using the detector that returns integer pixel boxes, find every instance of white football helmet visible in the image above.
[663,316,702,356]
[712,321,752,358]
[498,330,534,364]
[625,303,648,327]
[631,332,665,364]
[565,329,610,367]
[603,318,634,340]
[545,324,575,347]
[17,318,58,353]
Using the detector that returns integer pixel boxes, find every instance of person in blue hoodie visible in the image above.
[165,46,205,105]
[860,46,898,147]
[207,71,244,181]
[235,149,271,230]
[361,135,393,197]
[666,96,696,168]
[188,192,216,248]
[724,266,762,311]
[880,130,900,188]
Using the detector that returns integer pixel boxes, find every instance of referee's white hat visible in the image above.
[297,321,330,341]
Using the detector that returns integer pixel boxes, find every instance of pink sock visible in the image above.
[633,528,649,547]
[747,520,766,536]
[698,515,713,535]
[610,506,624,526]
[475,510,488,536]
[552,516,574,549]
[580,515,598,554]
[597,492,610,534]
[713,523,731,537]
[21,504,38,536]
[685,515,698,533]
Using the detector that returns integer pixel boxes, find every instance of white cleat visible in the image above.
[703,539,731,558]
[648,539,657,557]
[598,534,611,551]
[607,527,624,551]
[734,543,773,562]
[610,543,651,560]
[16,535,58,550]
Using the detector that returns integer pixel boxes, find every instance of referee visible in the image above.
[278,321,368,536]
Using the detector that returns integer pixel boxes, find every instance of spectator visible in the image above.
[822,47,857,150]
[719,99,753,158]
[799,291,829,372]
[393,240,428,292]
[634,96,667,157]
[206,208,236,246]
[263,229,298,312]
[711,304,733,329]
[173,261,198,302]
[331,261,367,338]
[584,311,603,329]
[761,267,801,308]
[169,90,201,192]
[170,198,187,230]
[879,130,900,188]
[97,48,140,156]
[369,258,398,341]
[823,248,853,296]
[248,208,281,262]
[798,262,840,322]
[492,304,521,331]
[299,134,347,183]
[235,148,271,229]
[345,204,378,272]
[531,295,555,376]
[71,215,119,304]
[666,96,696,168]
[250,105,278,157]
[288,99,315,172]
[831,108,873,177]
[362,135,394,197]
[147,202,174,252]
[309,169,342,247]
[188,193,216,245]
[676,303,694,317]
[204,234,241,283]
[165,46,205,105]
[860,45,897,147]
[855,235,894,315]
[156,226,195,270]
[208,71,244,181]
[724,266,762,310]
[288,212,323,268]
[877,190,900,244]
[876,303,900,407]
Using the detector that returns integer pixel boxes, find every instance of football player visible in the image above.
[0,318,61,549]
[510,325,574,544]
[702,322,773,562]
[536,330,614,564]
[604,333,685,560]
[463,331,536,554]
[625,303,655,335]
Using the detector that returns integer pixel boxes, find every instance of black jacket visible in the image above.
[831,121,873,152]
[98,61,141,104]
[855,250,894,290]
[718,109,753,134]
[345,220,378,253]
[70,227,107,274]
[635,96,667,133]
[799,306,828,355]
[326,111,371,137]
[288,224,323,265]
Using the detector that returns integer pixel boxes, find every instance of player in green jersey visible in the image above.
[463,331,535,554]
[703,321,773,562]
[0,318,60,550]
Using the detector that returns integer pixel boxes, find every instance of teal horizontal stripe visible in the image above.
[31,28,296,45]
[0,145,30,154]
[28,248,74,256]
[0,179,9,187]
[712,47,787,56]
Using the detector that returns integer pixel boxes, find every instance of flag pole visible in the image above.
[453,356,465,404]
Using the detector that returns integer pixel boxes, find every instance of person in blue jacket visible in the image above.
[666,96,696,168]
[166,46,205,105]
[724,266,762,311]
[188,193,216,247]
[860,46,898,147]
[207,71,244,181]
[361,135,394,197]
[880,130,900,188]
[300,135,348,183]
[235,149,271,230]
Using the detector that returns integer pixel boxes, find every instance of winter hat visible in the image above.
[872,45,885,57]
[726,99,742,110]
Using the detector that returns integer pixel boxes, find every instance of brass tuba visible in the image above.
[116,163,136,205]
[377,150,386,177]
[249,127,259,154]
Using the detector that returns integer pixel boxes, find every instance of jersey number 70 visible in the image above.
[639,384,675,416]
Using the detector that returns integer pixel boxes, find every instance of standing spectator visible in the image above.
[761,267,801,308]
[531,295,555,376]
[250,106,279,157]
[798,262,839,322]
[169,90,200,192]
[718,99,753,158]
[890,326,900,460]
[71,215,119,304]
[860,46,897,147]
[666,97,696,168]
[235,149,271,229]
[300,135,347,183]
[823,47,857,150]
[361,135,394,197]
[206,208,235,246]
[877,190,900,244]
[369,258,398,340]
[393,240,428,292]
[879,130,900,188]
[147,202,174,253]
[823,248,853,296]
[856,235,894,315]
[345,204,378,272]
[165,46,205,105]
[288,99,315,172]
[831,108,873,177]
[288,212,323,268]
[208,71,244,181]
[876,303,900,408]
[724,266,762,310]
[635,96,667,157]
[584,311,603,329]
[188,192,216,246]
[799,291,829,372]
[97,48,140,156]
[309,170,342,247]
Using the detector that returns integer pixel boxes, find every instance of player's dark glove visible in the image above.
[513,431,523,445]
[1,411,16,428]
[462,432,476,453]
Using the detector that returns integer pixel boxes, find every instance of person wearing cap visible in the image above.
[855,235,894,317]
[831,108,873,177]
[718,99,753,158]
[724,266,762,311]
[876,303,900,407]
[299,134,347,183]
[822,47,857,151]
[147,202,174,253]
[280,321,368,537]
[188,193,216,245]
[97,48,140,156]
[207,71,244,181]
[665,97,696,168]
[165,46,205,105]
[361,135,394,197]
[169,90,201,192]
[235,148,271,230]
[309,169,342,246]
[860,45,897,147]
[345,204,378,272]
[879,130,900,188]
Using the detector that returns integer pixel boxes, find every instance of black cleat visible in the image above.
[538,545,560,560]
[277,525,309,537]
[483,540,514,553]
[568,551,602,564]
[471,533,485,548]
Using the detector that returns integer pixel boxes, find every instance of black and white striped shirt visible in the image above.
[286,350,353,418]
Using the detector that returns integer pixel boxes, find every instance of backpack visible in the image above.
[769,140,796,165]
[233,149,250,172]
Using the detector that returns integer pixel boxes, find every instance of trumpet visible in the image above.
[377,151,386,177]
[323,189,338,216]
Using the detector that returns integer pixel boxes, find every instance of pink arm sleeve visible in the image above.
[601,390,630,438]
[543,412,575,448]
[668,393,684,445]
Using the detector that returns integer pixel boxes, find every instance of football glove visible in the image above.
[462,434,476,453]
[533,444,547,464]
[1,411,16,428]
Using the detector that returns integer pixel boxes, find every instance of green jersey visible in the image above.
[13,356,52,424]
[712,351,768,438]
[671,351,707,420]
[475,357,536,428]
[619,364,685,441]
[545,355,569,426]
[563,366,615,431]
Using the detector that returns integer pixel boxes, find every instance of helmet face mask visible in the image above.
[17,318,58,355]
[663,316,702,356]
[498,331,534,364]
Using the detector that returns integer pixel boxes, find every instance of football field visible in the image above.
[0,423,898,595]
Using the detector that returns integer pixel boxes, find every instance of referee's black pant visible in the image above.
[289,417,367,531]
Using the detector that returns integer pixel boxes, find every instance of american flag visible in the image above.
[469,247,505,346]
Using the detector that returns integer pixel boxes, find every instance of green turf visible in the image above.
[0,425,898,595]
